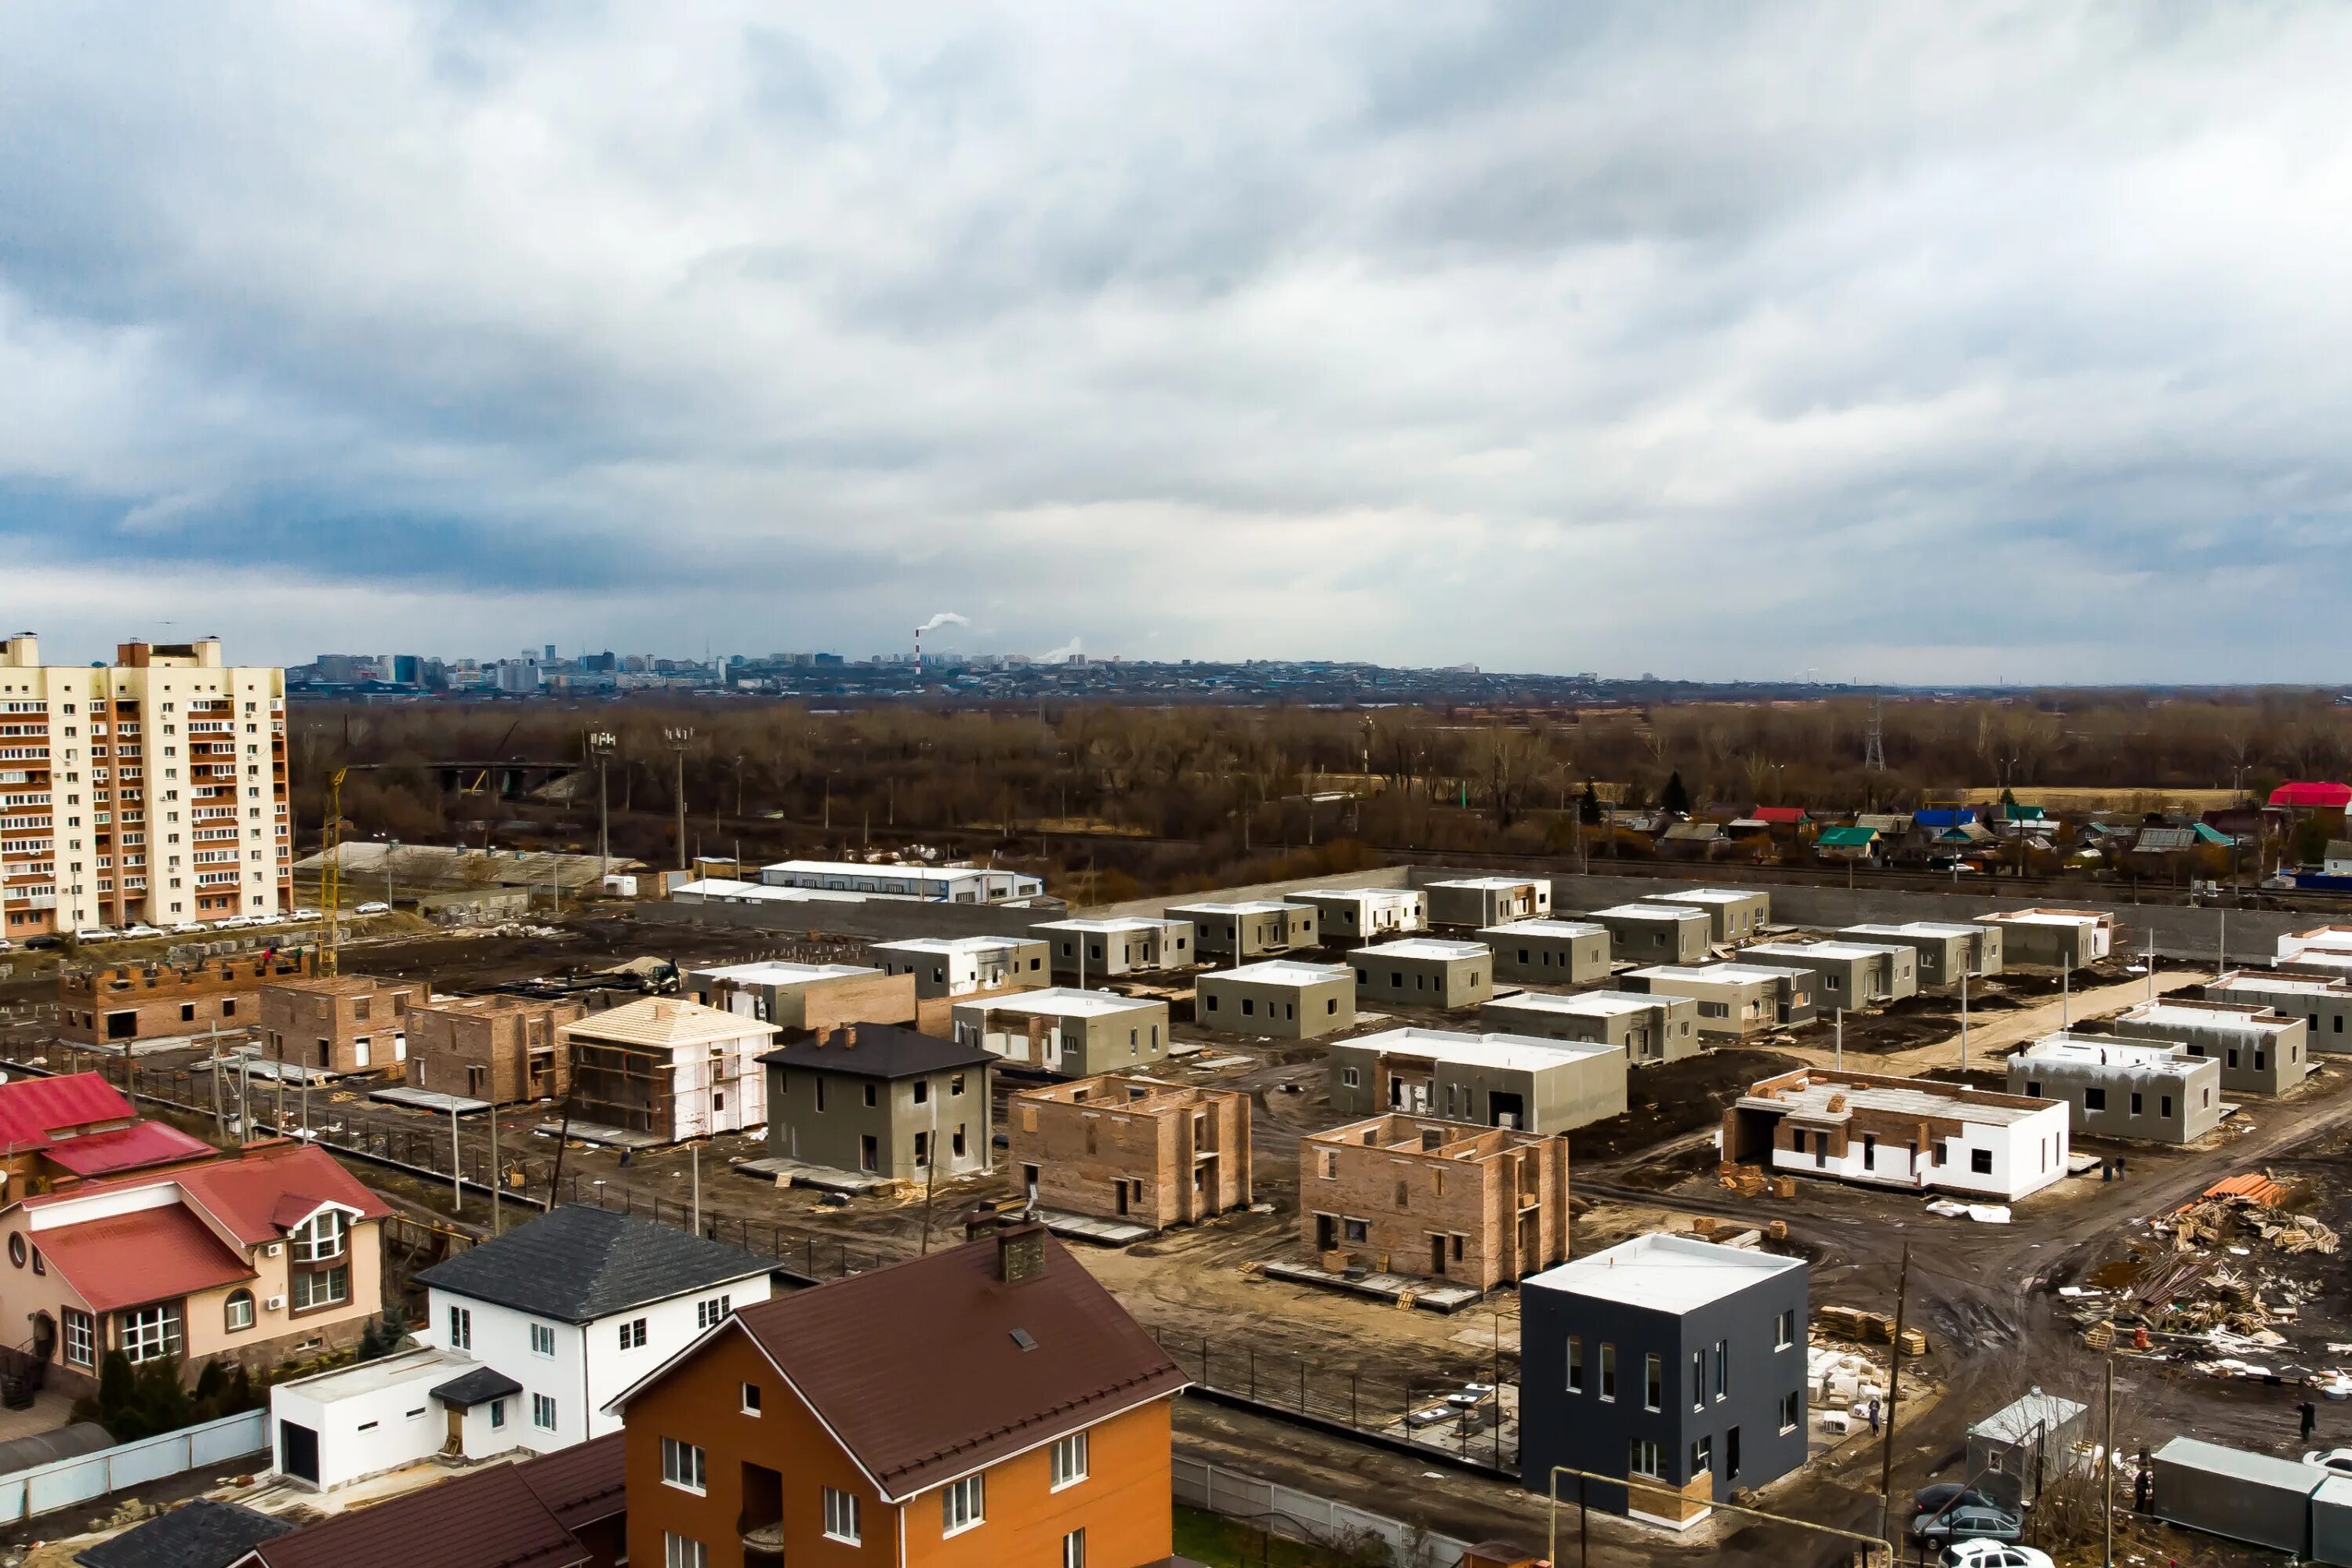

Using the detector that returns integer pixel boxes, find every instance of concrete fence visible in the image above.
[0,1410,267,1523]
[1173,1455,1477,1566]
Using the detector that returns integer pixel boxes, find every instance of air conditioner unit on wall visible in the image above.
[265,1295,286,1312]
[263,1243,281,1257]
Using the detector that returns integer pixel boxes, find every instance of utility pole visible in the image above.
[450,1102,464,1216]
[1835,1007,1842,1070]
[666,727,696,872]
[2218,906,2228,976]
[2146,931,2156,1002]
[2103,1352,2116,1568]
[1876,1240,1912,1550]
[489,1106,503,1236]
[590,731,617,884]
[691,1142,701,1234]
[1960,967,1971,1069]
[2061,965,2071,1029]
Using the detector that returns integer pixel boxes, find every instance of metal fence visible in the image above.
[1174,1455,1475,1567]
[0,1410,267,1523]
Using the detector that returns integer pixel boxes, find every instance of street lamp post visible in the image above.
[665,727,696,873]
[589,731,618,888]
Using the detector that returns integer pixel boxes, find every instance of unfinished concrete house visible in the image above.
[1588,904,1713,965]
[257,975,425,1076]
[1005,1075,1250,1229]
[1479,990,1701,1065]
[1722,1067,2070,1201]
[760,1024,993,1181]
[1840,922,2005,989]
[405,994,583,1105]
[2108,998,2310,1094]
[1166,899,1319,960]
[1640,887,1769,943]
[1424,877,1551,929]
[1623,964,1813,1037]
[1981,909,2114,969]
[1327,1027,1626,1132]
[1032,916,1194,979]
[2274,924,2352,978]
[1195,960,1356,1038]
[2005,1033,2222,1144]
[685,960,918,1033]
[1299,1114,1571,1290]
[560,996,779,1143]
[870,935,1051,1000]
[2206,970,2352,1051]
[1352,938,1494,1011]
[1289,887,1428,944]
[949,988,1171,1076]
[58,950,312,1047]
[1481,920,1611,987]
[1740,940,1918,1007]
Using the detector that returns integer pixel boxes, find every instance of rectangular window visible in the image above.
[1691,1349,1704,1411]
[292,1265,348,1310]
[2129,1091,2143,1116]
[118,1302,183,1364]
[1644,1352,1662,1411]
[1774,1310,1794,1350]
[530,1323,556,1357]
[1051,1430,1090,1490]
[1715,1339,1728,1401]
[663,1534,707,1568]
[697,1296,731,1330]
[2084,1086,2107,1111]
[1566,1335,1584,1393]
[1599,1343,1617,1400]
[619,1318,648,1350]
[1693,1435,1712,1475]
[942,1474,985,1535]
[1779,1390,1800,1432]
[449,1305,471,1350]
[63,1308,93,1368]
[662,1436,707,1494]
[1970,1149,1993,1175]
[823,1487,861,1544]
[2161,1095,2173,1118]
[489,1398,506,1429]
[533,1394,557,1430]
[1064,1527,1087,1568]
[1629,1437,1663,1478]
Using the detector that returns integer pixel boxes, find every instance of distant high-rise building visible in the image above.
[543,644,557,662]
[494,657,543,694]
[0,634,289,938]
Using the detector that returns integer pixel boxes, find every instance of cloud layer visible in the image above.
[5,2,2352,681]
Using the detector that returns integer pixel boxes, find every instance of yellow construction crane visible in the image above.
[321,768,347,978]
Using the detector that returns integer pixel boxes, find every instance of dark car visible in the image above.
[23,934,63,949]
[1915,1484,1998,1517]
[1911,1502,2024,1545]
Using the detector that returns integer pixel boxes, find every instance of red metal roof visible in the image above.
[0,1073,132,1152]
[23,1140,391,1246]
[37,1203,255,1313]
[1753,806,1809,825]
[43,1121,216,1178]
[2270,782,2352,808]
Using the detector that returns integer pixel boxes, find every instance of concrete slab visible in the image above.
[1035,1208,1156,1246]
[194,1054,335,1084]
[1261,1260,1485,1314]
[534,1120,665,1151]
[370,1085,494,1115]
[733,1156,891,1194]
[1188,1053,1256,1071]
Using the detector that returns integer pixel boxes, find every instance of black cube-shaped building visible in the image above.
[1519,1234,1809,1522]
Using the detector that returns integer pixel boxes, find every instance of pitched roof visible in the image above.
[2132,826,2198,853]
[77,1498,296,1568]
[1752,806,1809,824]
[2272,781,2352,808]
[37,1203,255,1314]
[243,1461,586,1568]
[561,996,778,1050]
[430,1365,523,1408]
[1661,822,1724,842]
[168,1142,391,1246]
[414,1203,771,1323]
[1814,826,1878,848]
[516,1432,628,1531]
[760,1023,994,1080]
[0,1073,132,1151]
[45,1120,216,1178]
[656,1228,1186,1501]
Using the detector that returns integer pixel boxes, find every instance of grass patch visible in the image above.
[1173,1505,1384,1567]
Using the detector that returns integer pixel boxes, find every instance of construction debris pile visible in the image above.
[1717,1162,1798,1198]
[1806,1341,1890,1436]
[2063,1172,2349,1391]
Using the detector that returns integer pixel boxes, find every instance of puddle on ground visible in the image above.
[2086,1258,2143,1290]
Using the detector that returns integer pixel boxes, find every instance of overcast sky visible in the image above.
[5,4,2351,682]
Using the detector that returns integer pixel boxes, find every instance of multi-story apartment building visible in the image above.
[0,634,288,938]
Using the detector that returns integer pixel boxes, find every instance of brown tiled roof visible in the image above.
[517,1431,627,1530]
[242,1462,586,1568]
[722,1229,1186,1500]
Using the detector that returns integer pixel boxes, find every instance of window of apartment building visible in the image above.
[533,1395,557,1430]
[1691,1349,1706,1411]
[619,1317,648,1350]
[1566,1336,1584,1392]
[1599,1343,1617,1400]
[62,1308,93,1369]
[1051,1431,1089,1490]
[1644,1354,1662,1411]
[1692,1435,1713,1477]
[120,1304,182,1364]
[741,1382,762,1415]
[822,1487,861,1543]
[1629,1438,1663,1479]
[530,1323,555,1356]
[1064,1528,1087,1568]
[662,1533,706,1568]
[1780,1390,1801,1432]
[661,1436,707,1494]
[697,1296,731,1330]
[1774,1310,1794,1351]
[942,1475,985,1536]
[448,1306,472,1350]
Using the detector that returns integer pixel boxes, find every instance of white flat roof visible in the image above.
[1846,921,1991,941]
[1358,938,1491,962]
[963,986,1159,1018]
[1987,909,2111,927]
[2284,926,2352,953]
[2118,1000,2296,1034]
[2014,1033,2190,1069]
[1426,876,1541,891]
[1589,903,1708,922]
[2215,970,2350,996]
[871,935,1034,955]
[1744,941,1905,963]
[764,859,1009,885]
[1208,960,1354,986]
[277,1345,474,1399]
[1628,963,1793,985]
[673,878,869,904]
[1339,1026,1618,1073]
[1524,1233,1804,1311]
[1742,1074,2057,1127]
[1292,887,1422,904]
[1167,899,1308,915]
[692,960,881,985]
[1488,989,1685,1018]
[1034,916,1182,934]
[1479,920,1606,940]
[1642,888,1762,906]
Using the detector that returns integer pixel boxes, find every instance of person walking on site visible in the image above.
[2303,1400,2319,1441]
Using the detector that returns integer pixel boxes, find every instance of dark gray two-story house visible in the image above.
[1520,1234,1809,1522]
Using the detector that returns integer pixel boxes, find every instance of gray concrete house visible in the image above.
[1980,909,2114,970]
[1623,964,1814,1037]
[2005,1033,2222,1143]
[1423,876,1551,929]
[870,935,1051,999]
[1841,922,2005,989]
[1740,940,1918,1007]
[1351,938,1495,1011]
[1588,903,1714,966]
[1033,916,1194,979]
[1165,899,1319,960]
[1327,1026,1626,1132]
[759,1023,993,1181]
[1520,1235,1810,1519]
[1481,989,1702,1065]
[1289,887,1426,945]
[1482,920,1613,988]
[1641,887,1769,943]
[949,988,1171,1076]
[2205,970,2352,1053]
[1195,960,1357,1039]
[2107,998,2311,1095]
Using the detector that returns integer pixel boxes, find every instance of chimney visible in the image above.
[842,1025,858,1049]
[997,1221,1047,1285]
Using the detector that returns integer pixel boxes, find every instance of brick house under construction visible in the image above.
[257,975,425,1077]
[1005,1075,1250,1229]
[1299,1113,1571,1290]
[60,951,314,1047]
[403,994,584,1105]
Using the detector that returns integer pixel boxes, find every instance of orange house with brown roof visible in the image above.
[610,1222,1190,1568]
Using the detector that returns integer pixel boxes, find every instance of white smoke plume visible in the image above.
[1040,635,1083,661]
[914,612,969,635]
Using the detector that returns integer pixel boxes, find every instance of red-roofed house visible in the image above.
[0,1071,217,1194]
[2270,782,2352,811]
[0,1139,390,1388]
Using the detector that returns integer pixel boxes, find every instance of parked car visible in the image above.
[169,921,206,935]
[120,923,165,939]
[24,934,63,949]
[1941,1541,2053,1568]
[2306,1448,2352,1475]
[0,937,12,953]
[291,907,321,920]
[354,901,391,916]
[71,926,118,942]
[1914,1485,1999,1518]
[1911,1502,2024,1545]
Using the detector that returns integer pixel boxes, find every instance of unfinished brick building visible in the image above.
[1299,1114,1572,1290]
[404,994,585,1104]
[59,951,314,1047]
[1005,1075,1251,1229]
[257,974,425,1077]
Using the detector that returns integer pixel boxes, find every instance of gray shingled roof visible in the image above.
[760,1023,995,1080]
[78,1499,295,1568]
[414,1205,771,1324]
[432,1365,524,1408]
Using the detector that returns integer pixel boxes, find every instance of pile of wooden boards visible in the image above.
[1817,1304,1929,1357]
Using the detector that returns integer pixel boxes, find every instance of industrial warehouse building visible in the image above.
[1195,960,1357,1038]
[1326,1027,1626,1132]
[1351,938,1496,1011]
[2005,1033,2223,1144]
[757,858,1045,903]
[1482,920,1612,987]
[1481,989,1702,1065]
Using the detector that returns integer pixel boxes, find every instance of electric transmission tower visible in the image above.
[1864,698,1886,771]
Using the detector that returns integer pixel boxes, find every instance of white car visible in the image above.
[292,907,321,921]
[2307,1448,2352,1475]
[72,926,118,942]
[354,901,392,916]
[1942,1542,2053,1568]
[169,921,206,935]
[120,923,165,939]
